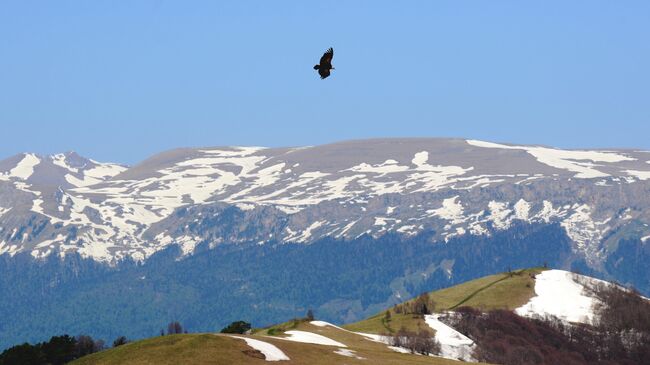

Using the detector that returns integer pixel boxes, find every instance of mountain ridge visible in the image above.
[2,138,650,264]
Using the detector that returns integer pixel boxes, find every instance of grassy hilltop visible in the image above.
[70,268,545,365]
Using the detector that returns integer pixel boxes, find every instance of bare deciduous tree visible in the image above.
[167,321,183,335]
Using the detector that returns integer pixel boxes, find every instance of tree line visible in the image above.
[0,312,310,365]
[0,335,105,365]
[0,320,195,365]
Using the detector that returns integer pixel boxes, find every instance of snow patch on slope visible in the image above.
[51,154,75,172]
[7,154,41,180]
[396,224,418,235]
[0,241,20,256]
[230,336,290,361]
[514,199,530,220]
[625,170,650,180]
[60,158,126,188]
[85,161,127,179]
[0,207,11,218]
[429,196,464,224]
[287,220,326,242]
[201,146,265,156]
[425,314,475,362]
[310,321,347,330]
[515,270,601,324]
[536,201,562,223]
[282,330,347,347]
[560,204,606,257]
[348,160,409,175]
[487,201,512,230]
[466,140,634,178]
[334,348,365,359]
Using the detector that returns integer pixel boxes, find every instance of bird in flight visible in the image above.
[314,47,334,79]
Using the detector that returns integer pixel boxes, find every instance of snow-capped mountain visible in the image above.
[1,138,650,265]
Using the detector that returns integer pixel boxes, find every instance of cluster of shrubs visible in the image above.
[443,282,650,365]
[220,321,252,334]
[387,327,440,356]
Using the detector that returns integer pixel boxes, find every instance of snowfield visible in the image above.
[515,269,603,324]
[230,336,290,361]
[425,314,475,362]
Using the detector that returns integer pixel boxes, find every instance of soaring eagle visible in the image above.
[313,47,334,79]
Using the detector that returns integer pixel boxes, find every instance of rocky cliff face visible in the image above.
[1,138,650,268]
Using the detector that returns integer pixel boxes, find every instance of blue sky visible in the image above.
[1,1,649,164]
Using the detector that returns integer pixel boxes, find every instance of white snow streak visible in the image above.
[310,321,347,330]
[282,330,347,347]
[467,140,634,178]
[230,336,290,361]
[288,220,326,242]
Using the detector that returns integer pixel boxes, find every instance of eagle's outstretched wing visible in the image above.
[319,48,333,67]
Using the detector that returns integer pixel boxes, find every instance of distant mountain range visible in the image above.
[2,138,650,263]
[1,138,649,349]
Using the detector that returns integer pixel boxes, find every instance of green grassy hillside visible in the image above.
[71,321,490,365]
[71,268,545,365]
[70,334,252,365]
[344,268,543,334]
